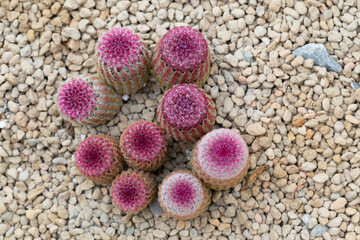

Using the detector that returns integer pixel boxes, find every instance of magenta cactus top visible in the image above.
[121,121,166,163]
[159,172,204,217]
[75,136,113,177]
[197,129,249,180]
[57,78,96,121]
[161,84,208,130]
[111,174,147,212]
[161,26,208,71]
[96,28,143,69]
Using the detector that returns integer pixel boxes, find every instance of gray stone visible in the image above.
[292,43,342,72]
[302,214,311,227]
[351,81,360,90]
[125,226,134,236]
[149,198,163,217]
[311,224,328,237]
[244,51,254,63]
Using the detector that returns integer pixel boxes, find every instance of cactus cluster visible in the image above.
[59,26,250,219]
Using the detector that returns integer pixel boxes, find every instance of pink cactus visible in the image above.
[158,170,211,220]
[75,135,124,185]
[191,128,250,190]
[111,170,156,213]
[120,121,167,171]
[57,75,121,126]
[157,84,216,142]
[152,26,210,91]
[95,28,150,94]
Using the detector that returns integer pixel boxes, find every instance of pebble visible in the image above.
[246,123,266,136]
[149,198,163,217]
[313,173,329,183]
[269,0,281,12]
[61,27,81,40]
[311,224,328,237]
[292,44,342,72]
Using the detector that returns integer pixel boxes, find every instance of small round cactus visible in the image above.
[191,129,249,190]
[95,28,150,95]
[111,170,156,214]
[157,84,216,142]
[158,170,211,220]
[120,121,167,171]
[75,135,124,185]
[152,26,210,91]
[57,75,122,126]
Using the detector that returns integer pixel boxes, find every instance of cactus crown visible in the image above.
[75,136,112,177]
[121,121,165,162]
[97,28,142,68]
[162,84,207,130]
[161,26,208,71]
[160,172,204,217]
[197,129,248,180]
[58,78,96,121]
[111,172,147,212]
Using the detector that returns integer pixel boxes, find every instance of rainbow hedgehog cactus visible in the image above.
[57,75,121,126]
[111,170,156,214]
[75,135,124,185]
[95,28,150,95]
[157,84,216,142]
[120,121,167,171]
[158,170,211,220]
[152,26,210,91]
[191,128,249,190]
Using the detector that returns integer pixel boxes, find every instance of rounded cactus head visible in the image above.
[161,26,208,71]
[162,84,207,130]
[157,84,216,142]
[75,135,123,184]
[57,77,96,121]
[191,129,249,190]
[120,121,167,171]
[96,28,143,69]
[158,170,211,220]
[111,170,156,213]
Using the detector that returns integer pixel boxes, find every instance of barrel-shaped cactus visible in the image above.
[120,121,167,171]
[57,75,121,126]
[111,170,156,214]
[75,135,124,185]
[152,26,210,91]
[157,84,216,142]
[96,28,150,94]
[158,170,211,220]
[191,129,249,190]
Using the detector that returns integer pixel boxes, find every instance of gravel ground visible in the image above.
[1,0,360,239]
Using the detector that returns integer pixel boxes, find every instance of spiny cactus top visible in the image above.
[161,26,208,71]
[153,26,210,91]
[120,121,167,171]
[75,135,124,185]
[157,84,216,142]
[158,170,211,220]
[95,28,150,95]
[57,75,121,126]
[58,78,95,121]
[191,128,249,190]
[97,28,142,69]
[111,170,156,214]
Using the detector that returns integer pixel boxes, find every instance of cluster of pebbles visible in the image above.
[1,0,360,239]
